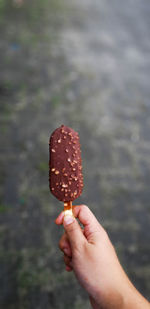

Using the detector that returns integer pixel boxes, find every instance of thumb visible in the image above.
[63,214,85,252]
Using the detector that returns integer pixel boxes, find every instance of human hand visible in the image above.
[55,205,150,309]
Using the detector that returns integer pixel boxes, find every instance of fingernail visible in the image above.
[64,215,74,225]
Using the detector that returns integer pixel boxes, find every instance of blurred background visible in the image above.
[0,0,150,308]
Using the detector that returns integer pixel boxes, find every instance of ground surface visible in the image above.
[0,0,150,308]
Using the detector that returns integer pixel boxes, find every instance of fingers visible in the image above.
[55,205,103,234]
[64,254,73,271]
[66,265,72,272]
[56,205,106,254]
[73,205,101,230]
[55,211,64,225]
[73,205,106,242]
[63,214,86,252]
[59,233,72,257]
[59,233,73,271]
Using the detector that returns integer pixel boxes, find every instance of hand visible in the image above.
[55,205,150,309]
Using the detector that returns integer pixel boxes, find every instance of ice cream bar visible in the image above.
[49,125,83,213]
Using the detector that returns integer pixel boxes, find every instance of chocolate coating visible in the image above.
[49,125,83,202]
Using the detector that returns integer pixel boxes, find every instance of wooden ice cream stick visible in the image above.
[64,201,74,216]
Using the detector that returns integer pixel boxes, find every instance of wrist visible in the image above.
[116,274,150,309]
[92,273,149,309]
[122,283,150,309]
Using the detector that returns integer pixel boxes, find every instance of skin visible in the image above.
[55,205,150,309]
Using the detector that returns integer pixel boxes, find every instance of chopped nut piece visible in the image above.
[51,168,55,172]
[62,183,68,188]
[63,136,66,139]
[65,149,69,153]
[61,188,64,191]
[72,168,76,171]
[52,148,55,152]
[58,139,61,143]
[62,168,66,172]
[55,170,59,175]
[64,173,68,176]
[67,158,71,162]
[51,188,54,191]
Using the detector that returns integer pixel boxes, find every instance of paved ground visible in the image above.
[0,0,150,308]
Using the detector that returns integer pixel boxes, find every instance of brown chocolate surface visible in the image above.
[49,125,83,202]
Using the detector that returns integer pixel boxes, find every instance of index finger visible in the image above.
[73,204,101,227]
[73,205,105,241]
[55,205,99,227]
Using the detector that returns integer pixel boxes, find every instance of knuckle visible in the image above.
[81,204,88,211]
[82,205,92,216]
